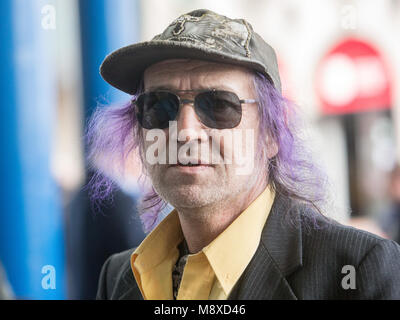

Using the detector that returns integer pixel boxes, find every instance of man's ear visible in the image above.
[266,136,278,159]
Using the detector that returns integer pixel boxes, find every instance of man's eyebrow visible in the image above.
[145,85,174,91]
[145,85,236,92]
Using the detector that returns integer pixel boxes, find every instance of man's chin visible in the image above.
[160,184,221,209]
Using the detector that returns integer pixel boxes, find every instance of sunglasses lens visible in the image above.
[136,92,179,129]
[195,91,242,129]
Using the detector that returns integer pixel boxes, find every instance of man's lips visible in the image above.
[168,164,213,167]
[168,160,214,168]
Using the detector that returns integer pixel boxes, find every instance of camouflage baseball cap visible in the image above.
[100,9,282,94]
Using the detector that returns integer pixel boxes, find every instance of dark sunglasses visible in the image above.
[134,90,257,129]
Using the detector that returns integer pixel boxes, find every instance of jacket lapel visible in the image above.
[228,193,303,300]
[114,262,143,300]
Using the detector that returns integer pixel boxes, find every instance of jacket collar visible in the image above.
[228,193,303,300]
[118,264,143,300]
[261,192,303,276]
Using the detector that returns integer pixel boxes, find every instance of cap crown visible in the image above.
[100,9,281,94]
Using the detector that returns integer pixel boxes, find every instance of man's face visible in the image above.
[142,59,266,210]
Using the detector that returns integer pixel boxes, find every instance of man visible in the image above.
[94,9,400,299]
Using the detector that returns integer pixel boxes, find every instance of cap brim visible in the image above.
[100,40,273,95]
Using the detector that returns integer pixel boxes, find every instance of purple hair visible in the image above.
[253,73,330,229]
[85,78,169,231]
[86,71,330,233]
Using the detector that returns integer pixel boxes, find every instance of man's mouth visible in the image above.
[171,163,206,167]
[178,163,201,167]
[169,160,213,168]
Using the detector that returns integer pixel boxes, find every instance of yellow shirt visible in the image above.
[130,186,275,300]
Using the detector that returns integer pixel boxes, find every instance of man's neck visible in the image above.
[176,180,268,254]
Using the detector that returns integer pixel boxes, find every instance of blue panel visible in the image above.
[0,0,65,299]
[0,0,27,298]
[79,0,140,117]
[71,0,142,300]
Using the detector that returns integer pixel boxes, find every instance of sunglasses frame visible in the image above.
[134,89,258,130]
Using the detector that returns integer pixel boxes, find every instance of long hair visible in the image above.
[253,73,331,228]
[86,71,332,233]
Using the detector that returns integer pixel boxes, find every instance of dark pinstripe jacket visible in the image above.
[96,194,400,300]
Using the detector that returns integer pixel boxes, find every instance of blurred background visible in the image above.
[0,0,400,299]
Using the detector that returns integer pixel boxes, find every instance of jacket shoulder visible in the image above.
[303,211,394,261]
[96,248,139,300]
[292,204,400,299]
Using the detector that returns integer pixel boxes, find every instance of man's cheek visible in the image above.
[143,129,168,165]
[209,131,233,165]
[232,129,255,176]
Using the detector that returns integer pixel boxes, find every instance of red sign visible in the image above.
[315,38,392,115]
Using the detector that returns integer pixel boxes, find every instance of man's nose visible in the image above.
[175,101,206,142]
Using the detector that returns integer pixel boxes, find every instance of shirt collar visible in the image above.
[132,210,183,274]
[131,185,275,297]
[202,185,275,295]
